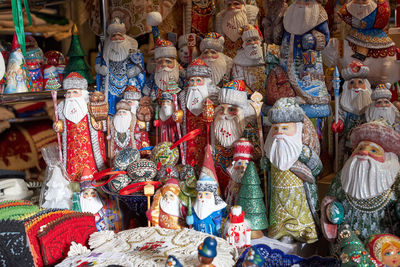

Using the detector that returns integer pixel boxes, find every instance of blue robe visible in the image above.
[192,207,226,237]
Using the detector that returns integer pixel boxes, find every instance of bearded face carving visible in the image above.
[200,49,229,85]
[214,104,245,148]
[340,78,372,115]
[154,58,180,91]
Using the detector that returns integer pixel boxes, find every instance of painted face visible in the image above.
[155,58,175,70]
[227,0,243,10]
[245,37,260,46]
[82,188,97,199]
[382,244,400,267]
[270,123,297,137]
[353,141,385,163]
[375,98,391,108]
[201,49,219,60]
[110,33,125,41]
[353,0,370,4]
[116,109,129,116]
[162,191,176,202]
[66,89,82,99]
[217,104,239,118]
[197,191,213,200]
[188,76,205,87]
[234,159,249,171]
[348,78,367,92]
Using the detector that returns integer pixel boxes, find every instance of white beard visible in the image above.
[264,123,303,171]
[80,196,103,214]
[64,97,88,124]
[244,44,263,60]
[222,8,248,42]
[283,1,321,35]
[186,83,210,116]
[341,152,400,199]
[340,82,372,115]
[227,165,245,183]
[154,66,180,91]
[202,54,227,85]
[366,105,396,125]
[103,36,136,62]
[193,194,225,220]
[214,109,245,148]
[160,196,181,217]
[159,104,174,122]
[113,112,132,133]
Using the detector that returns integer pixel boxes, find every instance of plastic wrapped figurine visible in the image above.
[212,80,256,193]
[53,72,107,182]
[223,205,251,248]
[4,33,31,94]
[242,246,265,267]
[231,24,266,95]
[25,36,44,91]
[225,138,253,206]
[279,0,331,119]
[147,178,186,229]
[185,58,218,165]
[95,17,145,115]
[197,236,217,267]
[187,176,227,237]
[367,234,400,267]
[331,61,372,167]
[264,97,322,244]
[199,32,233,87]
[215,0,259,58]
[262,0,287,45]
[366,84,400,127]
[158,92,182,143]
[322,121,400,243]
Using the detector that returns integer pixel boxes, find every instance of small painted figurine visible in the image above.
[183,0,215,36]
[223,205,251,248]
[225,138,253,207]
[231,24,266,95]
[197,236,217,267]
[322,121,400,243]
[165,255,183,267]
[44,50,66,83]
[242,246,265,267]
[187,175,227,237]
[53,72,107,182]
[95,17,145,115]
[215,0,259,58]
[198,32,233,87]
[367,234,400,267]
[280,0,331,119]
[264,98,322,244]
[178,34,200,67]
[331,61,371,167]
[147,178,186,229]
[88,91,108,132]
[366,84,400,127]
[25,36,44,91]
[43,65,62,90]
[158,92,181,143]
[185,58,218,165]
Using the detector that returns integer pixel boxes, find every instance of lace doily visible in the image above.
[57,227,238,267]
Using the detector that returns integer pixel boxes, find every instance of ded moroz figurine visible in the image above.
[231,24,266,95]
[279,0,331,119]
[322,121,400,243]
[197,236,218,267]
[262,0,288,46]
[223,205,251,249]
[95,17,145,115]
[264,97,322,244]
[215,0,259,58]
[366,84,400,127]
[147,178,186,230]
[53,72,107,182]
[187,175,227,237]
[178,34,200,68]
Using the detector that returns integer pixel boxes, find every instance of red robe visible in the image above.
[185,110,208,166]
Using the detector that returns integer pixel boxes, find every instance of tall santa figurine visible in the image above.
[215,0,259,58]
[54,72,107,182]
[95,17,145,115]
[185,58,218,166]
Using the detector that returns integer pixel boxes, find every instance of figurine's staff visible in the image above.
[250,92,268,212]
[172,93,186,164]
[51,90,63,163]
[333,66,341,173]
[202,98,215,145]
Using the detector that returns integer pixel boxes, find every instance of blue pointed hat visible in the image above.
[198,236,217,258]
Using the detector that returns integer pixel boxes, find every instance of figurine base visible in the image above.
[251,230,264,239]
[251,235,317,258]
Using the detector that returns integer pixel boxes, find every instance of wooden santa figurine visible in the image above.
[224,205,251,249]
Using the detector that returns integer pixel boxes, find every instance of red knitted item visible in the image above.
[37,212,97,266]
[25,210,73,267]
[0,200,34,209]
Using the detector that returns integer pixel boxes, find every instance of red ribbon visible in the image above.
[119,181,162,195]
[91,168,126,187]
[170,128,201,150]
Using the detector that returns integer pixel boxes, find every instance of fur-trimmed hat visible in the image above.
[116,99,131,112]
[219,80,248,107]
[161,92,173,102]
[371,83,392,101]
[186,58,211,78]
[123,85,142,100]
[233,138,253,161]
[341,61,370,81]
[350,120,400,157]
[107,17,126,36]
[240,24,262,41]
[160,178,181,196]
[196,175,218,193]
[146,12,177,59]
[200,32,225,53]
[63,72,88,90]
[268,97,305,124]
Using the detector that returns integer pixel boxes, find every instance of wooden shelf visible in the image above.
[0,90,67,104]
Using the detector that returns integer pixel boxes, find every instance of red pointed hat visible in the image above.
[233,138,254,162]
[199,144,220,194]
[63,72,88,90]
[12,33,20,50]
